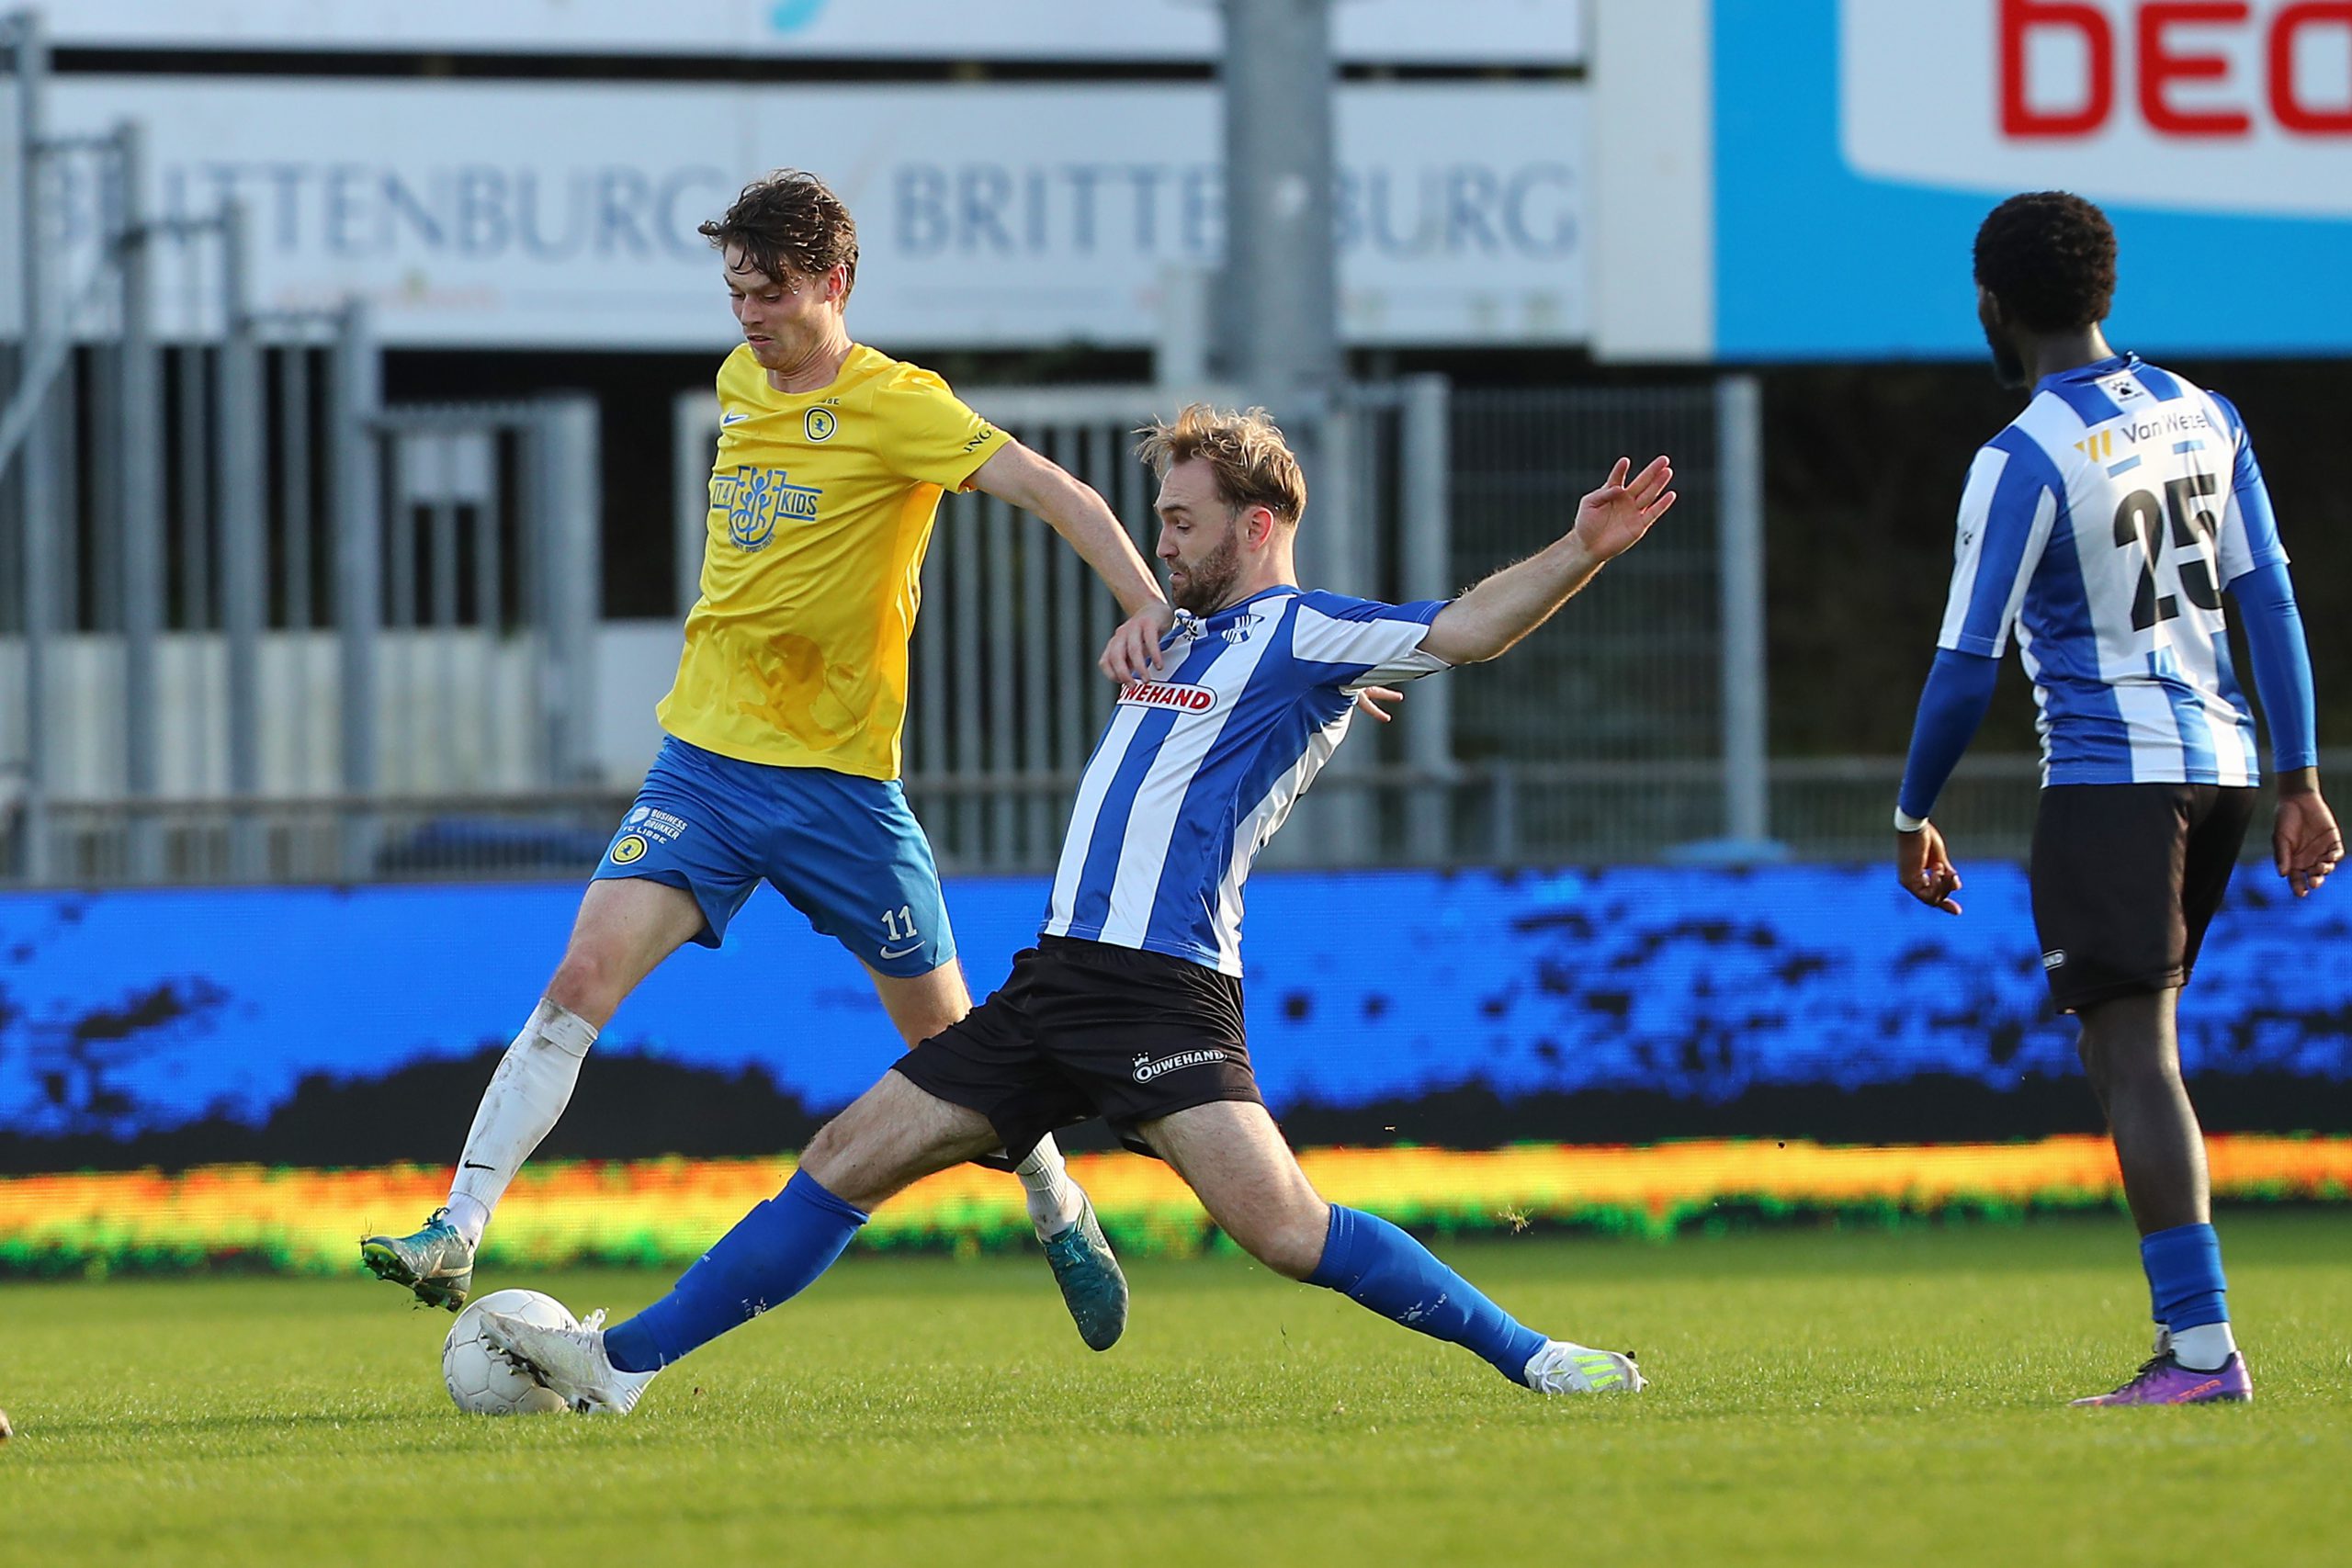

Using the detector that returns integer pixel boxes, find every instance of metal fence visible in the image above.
[6,336,1793,886]
[5,6,2091,891]
[1,15,603,885]
[663,375,1772,877]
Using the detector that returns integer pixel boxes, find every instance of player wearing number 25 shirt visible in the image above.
[1894,192,2341,1408]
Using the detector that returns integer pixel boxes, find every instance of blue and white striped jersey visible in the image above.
[1043,586,1451,975]
[1937,353,2288,786]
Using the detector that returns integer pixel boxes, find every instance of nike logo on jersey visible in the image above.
[878,941,924,960]
[461,1162,497,1171]
[720,412,751,425]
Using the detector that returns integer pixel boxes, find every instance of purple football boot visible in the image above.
[2072,1332,2254,1407]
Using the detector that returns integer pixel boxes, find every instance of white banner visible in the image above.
[1841,0,2352,220]
[51,0,1588,64]
[50,77,1586,348]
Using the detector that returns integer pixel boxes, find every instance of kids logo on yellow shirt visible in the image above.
[714,466,823,552]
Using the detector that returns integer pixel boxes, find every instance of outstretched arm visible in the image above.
[969,439,1172,681]
[1419,457,1676,666]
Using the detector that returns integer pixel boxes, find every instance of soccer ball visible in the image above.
[442,1289,576,1416]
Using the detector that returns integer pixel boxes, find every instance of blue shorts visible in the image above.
[594,737,956,977]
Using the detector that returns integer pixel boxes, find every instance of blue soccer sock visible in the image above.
[2141,1222,2229,1337]
[1305,1205,1549,1384]
[603,1169,868,1372]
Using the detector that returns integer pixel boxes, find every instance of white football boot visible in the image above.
[479,1307,660,1415]
[1521,1339,1645,1394]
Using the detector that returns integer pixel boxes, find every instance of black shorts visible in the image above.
[892,936,1261,1164]
[2030,783,2257,1013]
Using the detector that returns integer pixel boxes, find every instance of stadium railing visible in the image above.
[16,750,2339,885]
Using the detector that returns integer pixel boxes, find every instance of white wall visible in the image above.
[0,619,683,800]
[1589,0,1715,361]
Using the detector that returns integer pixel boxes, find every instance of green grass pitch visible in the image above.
[8,1212,2351,1566]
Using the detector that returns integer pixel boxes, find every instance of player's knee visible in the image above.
[545,948,625,1018]
[797,1115,862,1193]
[1224,1201,1330,1280]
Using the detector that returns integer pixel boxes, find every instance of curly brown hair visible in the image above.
[699,169,859,300]
[1134,403,1307,524]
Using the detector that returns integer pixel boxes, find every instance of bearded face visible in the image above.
[1168,521,1243,614]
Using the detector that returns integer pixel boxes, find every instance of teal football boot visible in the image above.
[360,1206,476,1311]
[1042,1191,1128,1351]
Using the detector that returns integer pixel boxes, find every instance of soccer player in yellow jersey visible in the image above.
[362,171,1170,1348]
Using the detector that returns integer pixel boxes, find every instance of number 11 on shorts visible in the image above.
[882,905,918,942]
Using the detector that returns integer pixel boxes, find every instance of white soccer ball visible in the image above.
[442,1288,576,1416]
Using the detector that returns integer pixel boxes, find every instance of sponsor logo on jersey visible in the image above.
[961,422,1000,454]
[619,807,691,847]
[1220,612,1263,645]
[719,411,752,426]
[1119,680,1219,715]
[712,464,822,551]
[1132,1048,1230,1083]
[2074,430,2120,463]
[2076,410,2212,464]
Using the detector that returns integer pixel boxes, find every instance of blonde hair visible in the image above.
[1134,403,1306,525]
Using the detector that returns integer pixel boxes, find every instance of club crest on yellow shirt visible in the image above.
[713,464,822,552]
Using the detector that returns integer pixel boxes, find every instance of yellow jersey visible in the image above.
[655,343,1010,779]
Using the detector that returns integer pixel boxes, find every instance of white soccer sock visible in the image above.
[2170,1321,2238,1371]
[1015,1134,1084,1238]
[445,999,598,1247]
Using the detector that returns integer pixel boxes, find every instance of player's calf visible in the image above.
[1153,1102,1641,1393]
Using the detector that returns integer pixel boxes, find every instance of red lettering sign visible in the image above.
[2271,2,2352,131]
[2004,0,2116,135]
[2001,0,2352,138]
[2140,2,2253,135]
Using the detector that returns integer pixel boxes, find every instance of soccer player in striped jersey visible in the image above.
[476,406,1678,1413]
[361,170,1171,1348]
[1894,192,2341,1405]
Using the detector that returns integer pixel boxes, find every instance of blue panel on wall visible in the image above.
[3,865,2346,1156]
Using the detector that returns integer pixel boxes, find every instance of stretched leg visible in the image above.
[361,876,705,1308]
[452,879,707,1228]
[868,961,1083,1235]
[482,1071,997,1412]
[2075,988,2241,1384]
[1138,1100,1638,1393]
[869,960,1125,1349]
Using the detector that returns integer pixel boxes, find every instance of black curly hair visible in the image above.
[1973,192,2116,332]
